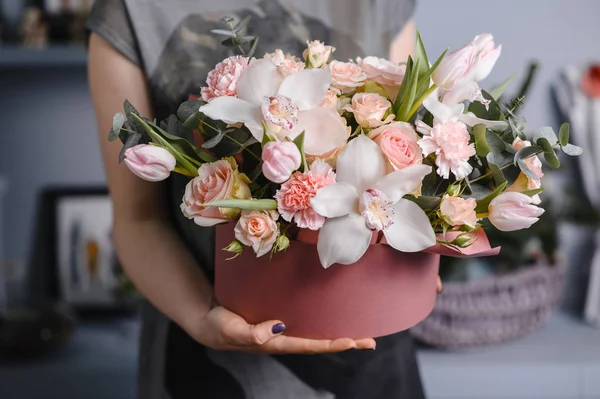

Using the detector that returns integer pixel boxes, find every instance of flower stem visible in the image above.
[469,150,543,184]
[405,84,437,122]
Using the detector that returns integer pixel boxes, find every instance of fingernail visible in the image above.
[272,323,286,334]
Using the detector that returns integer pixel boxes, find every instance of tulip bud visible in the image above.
[124,144,176,182]
[451,233,478,248]
[223,240,244,259]
[274,235,290,253]
[261,141,302,183]
[488,192,544,232]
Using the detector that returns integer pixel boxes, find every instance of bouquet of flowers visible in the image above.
[110,19,581,338]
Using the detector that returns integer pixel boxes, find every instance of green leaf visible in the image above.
[399,58,420,121]
[205,199,278,210]
[486,130,508,154]
[247,37,259,59]
[222,36,253,47]
[124,100,146,133]
[177,99,203,130]
[220,16,234,24]
[233,15,252,32]
[202,131,227,149]
[469,90,504,121]
[211,29,236,37]
[149,121,218,164]
[473,124,490,157]
[533,126,558,146]
[293,131,308,173]
[508,117,527,141]
[489,74,517,101]
[559,123,570,147]
[110,112,126,141]
[405,195,440,210]
[119,132,141,163]
[213,128,255,157]
[488,162,508,186]
[561,143,583,156]
[475,181,507,214]
[522,187,544,197]
[538,137,560,168]
[514,144,543,179]
[415,49,448,98]
[466,184,493,200]
[393,56,413,114]
[414,30,429,79]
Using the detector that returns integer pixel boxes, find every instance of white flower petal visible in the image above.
[335,135,386,192]
[383,199,436,252]
[374,164,432,203]
[289,108,349,156]
[278,68,332,111]
[236,59,284,107]
[310,182,358,218]
[317,215,372,268]
[199,97,264,141]
[460,112,508,131]
[423,89,465,123]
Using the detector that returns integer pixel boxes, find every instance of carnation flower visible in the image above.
[201,55,249,102]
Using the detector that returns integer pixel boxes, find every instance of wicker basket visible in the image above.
[411,263,565,349]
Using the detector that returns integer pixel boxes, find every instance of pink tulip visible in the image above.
[124,144,176,182]
[488,192,544,232]
[262,141,302,183]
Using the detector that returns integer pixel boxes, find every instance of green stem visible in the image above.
[227,22,246,56]
[405,84,437,122]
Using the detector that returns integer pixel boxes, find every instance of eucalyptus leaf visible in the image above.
[468,90,503,121]
[561,143,584,156]
[213,128,254,157]
[147,119,217,164]
[233,15,252,32]
[177,99,203,130]
[514,145,543,179]
[486,130,507,154]
[475,182,507,214]
[466,184,493,200]
[247,37,259,58]
[488,162,507,186]
[124,100,146,133]
[211,29,236,37]
[559,123,570,147]
[202,131,227,149]
[508,116,527,140]
[533,126,558,146]
[538,137,560,168]
[473,124,490,157]
[205,199,278,211]
[119,132,142,163]
[220,16,234,24]
[488,74,517,101]
[222,36,253,46]
[405,195,440,210]
[111,112,126,141]
[293,131,308,173]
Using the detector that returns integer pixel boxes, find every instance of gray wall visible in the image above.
[1,0,600,265]
[0,67,106,262]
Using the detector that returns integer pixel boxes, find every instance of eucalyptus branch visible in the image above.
[469,150,543,184]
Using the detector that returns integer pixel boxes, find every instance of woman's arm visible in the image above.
[88,33,376,353]
[389,19,416,64]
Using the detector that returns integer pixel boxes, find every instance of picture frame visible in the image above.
[31,186,136,310]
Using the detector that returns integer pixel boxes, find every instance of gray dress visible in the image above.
[87,1,424,398]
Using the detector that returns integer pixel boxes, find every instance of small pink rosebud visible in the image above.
[488,192,544,232]
[261,141,302,183]
[124,144,176,182]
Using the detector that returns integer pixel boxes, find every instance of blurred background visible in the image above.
[0,0,599,398]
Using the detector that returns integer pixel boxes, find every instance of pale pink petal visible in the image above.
[236,59,284,107]
[317,214,372,268]
[374,164,432,203]
[423,90,465,122]
[310,182,358,218]
[278,68,332,111]
[289,108,349,156]
[199,97,264,140]
[192,216,229,227]
[383,199,436,252]
[335,135,386,193]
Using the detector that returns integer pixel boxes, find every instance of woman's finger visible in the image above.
[221,317,286,347]
[436,276,443,293]
[257,336,363,354]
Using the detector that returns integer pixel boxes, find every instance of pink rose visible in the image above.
[201,56,249,102]
[329,61,367,93]
[264,49,305,76]
[181,158,251,227]
[440,195,477,228]
[417,120,476,179]
[261,141,302,183]
[488,192,544,232]
[275,160,336,230]
[369,122,423,172]
[303,40,336,68]
[356,56,405,86]
[124,144,176,182]
[346,93,394,128]
[234,210,280,257]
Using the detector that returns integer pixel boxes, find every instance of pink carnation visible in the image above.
[201,56,249,102]
[417,120,476,180]
[275,161,336,230]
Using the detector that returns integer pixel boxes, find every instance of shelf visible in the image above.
[0,46,88,68]
[418,311,600,398]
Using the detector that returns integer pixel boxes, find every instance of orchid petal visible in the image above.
[289,108,349,156]
[199,97,264,140]
[460,112,508,131]
[236,59,284,107]
[423,89,465,123]
[311,182,358,218]
[317,215,372,268]
[383,199,436,252]
[335,135,386,193]
[374,164,432,203]
[278,68,332,111]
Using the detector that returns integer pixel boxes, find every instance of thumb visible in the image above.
[231,319,286,347]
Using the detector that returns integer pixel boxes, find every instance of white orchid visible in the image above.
[199,59,349,156]
[310,135,437,268]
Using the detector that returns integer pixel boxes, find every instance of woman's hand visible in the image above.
[191,306,377,354]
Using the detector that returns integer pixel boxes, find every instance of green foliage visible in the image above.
[473,124,490,157]
[293,131,308,173]
[475,182,507,214]
[212,16,259,57]
[177,99,203,130]
[205,199,278,210]
[488,74,516,101]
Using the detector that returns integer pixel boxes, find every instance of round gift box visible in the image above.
[214,224,440,340]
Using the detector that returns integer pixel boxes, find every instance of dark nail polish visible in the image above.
[272,323,286,334]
